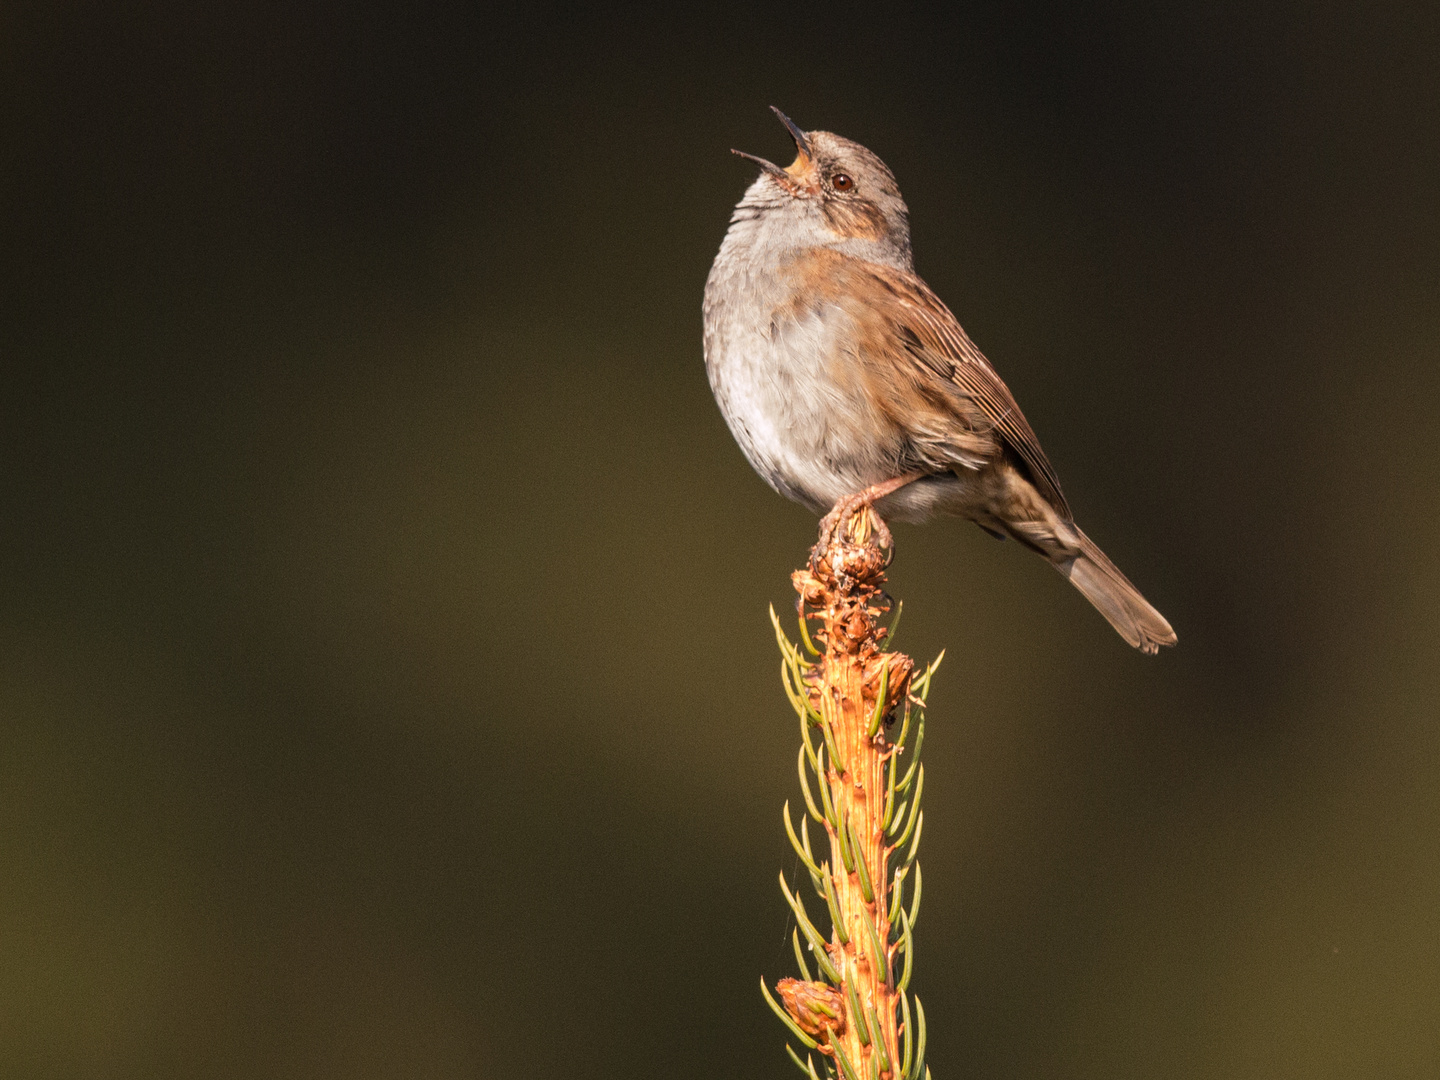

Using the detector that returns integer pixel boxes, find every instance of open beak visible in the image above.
[770,106,812,159]
[731,106,813,182]
[730,148,787,178]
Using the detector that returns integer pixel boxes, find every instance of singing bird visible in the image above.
[703,109,1175,653]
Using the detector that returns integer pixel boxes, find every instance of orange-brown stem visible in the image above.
[790,508,915,1079]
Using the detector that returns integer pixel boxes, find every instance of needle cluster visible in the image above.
[761,510,942,1080]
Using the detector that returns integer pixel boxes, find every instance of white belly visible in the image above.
[705,298,881,510]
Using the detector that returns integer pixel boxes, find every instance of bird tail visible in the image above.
[1055,528,1176,654]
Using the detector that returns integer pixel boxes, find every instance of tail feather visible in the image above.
[1057,528,1176,654]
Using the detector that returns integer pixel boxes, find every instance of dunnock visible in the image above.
[703,109,1176,653]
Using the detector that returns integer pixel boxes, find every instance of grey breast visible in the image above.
[704,218,884,512]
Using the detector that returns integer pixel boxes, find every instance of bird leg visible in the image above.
[815,473,925,552]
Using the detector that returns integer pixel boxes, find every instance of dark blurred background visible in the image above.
[2,2,1438,1076]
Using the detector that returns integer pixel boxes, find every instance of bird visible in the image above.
[702,108,1176,653]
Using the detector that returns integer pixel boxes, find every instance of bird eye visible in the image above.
[831,173,854,191]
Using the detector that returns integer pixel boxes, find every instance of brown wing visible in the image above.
[864,263,1073,520]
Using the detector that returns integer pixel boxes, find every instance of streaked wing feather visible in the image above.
[870,265,1072,519]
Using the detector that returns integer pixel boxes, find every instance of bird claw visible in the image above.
[814,494,894,566]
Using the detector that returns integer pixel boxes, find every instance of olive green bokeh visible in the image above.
[2,2,1438,1077]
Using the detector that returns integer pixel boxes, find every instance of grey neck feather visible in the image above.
[720,177,915,274]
